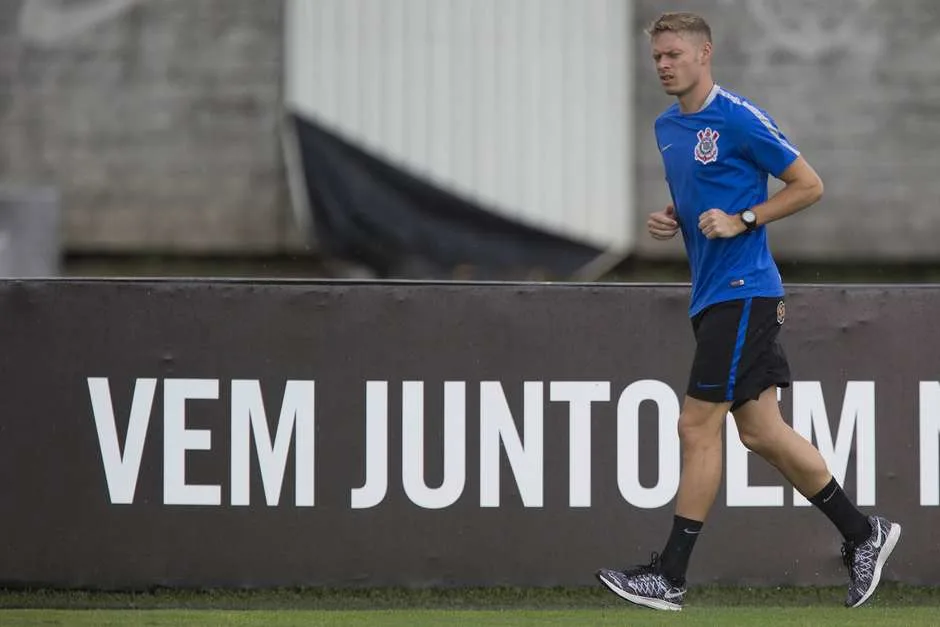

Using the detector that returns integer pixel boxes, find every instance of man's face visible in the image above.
[651,31,709,97]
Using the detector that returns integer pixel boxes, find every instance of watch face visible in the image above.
[742,210,756,225]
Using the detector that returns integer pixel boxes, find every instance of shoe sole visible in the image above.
[595,571,682,612]
[849,522,902,609]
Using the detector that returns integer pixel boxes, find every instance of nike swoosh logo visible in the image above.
[871,522,883,549]
[664,590,684,600]
[660,144,674,153]
[683,528,701,535]
[822,487,838,503]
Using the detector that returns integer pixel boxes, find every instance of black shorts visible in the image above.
[686,297,790,411]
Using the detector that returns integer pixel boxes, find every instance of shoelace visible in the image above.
[623,551,663,577]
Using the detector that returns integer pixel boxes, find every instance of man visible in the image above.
[595,12,900,611]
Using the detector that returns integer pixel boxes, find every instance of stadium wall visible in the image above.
[0,280,935,589]
[3,1,940,261]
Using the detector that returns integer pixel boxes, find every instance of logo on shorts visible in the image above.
[696,382,724,390]
[694,127,720,165]
[776,300,786,325]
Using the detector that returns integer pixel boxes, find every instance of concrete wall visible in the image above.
[0,0,293,253]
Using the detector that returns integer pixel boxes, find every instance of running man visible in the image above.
[595,11,900,611]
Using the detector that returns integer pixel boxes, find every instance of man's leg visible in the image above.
[732,386,901,608]
[595,395,729,612]
[731,387,868,539]
[596,298,746,611]
[658,396,731,584]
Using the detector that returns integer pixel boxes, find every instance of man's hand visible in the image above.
[698,208,745,239]
[648,204,680,240]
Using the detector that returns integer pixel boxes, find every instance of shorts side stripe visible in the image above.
[725,298,753,401]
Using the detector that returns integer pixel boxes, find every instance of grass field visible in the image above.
[1,607,939,626]
[1,584,937,626]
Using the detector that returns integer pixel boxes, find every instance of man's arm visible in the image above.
[747,156,824,227]
[698,156,823,239]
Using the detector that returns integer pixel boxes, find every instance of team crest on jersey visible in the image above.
[776,300,786,325]
[694,127,720,165]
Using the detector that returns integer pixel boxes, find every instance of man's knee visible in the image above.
[736,426,766,454]
[677,406,725,448]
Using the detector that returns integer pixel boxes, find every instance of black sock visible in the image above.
[809,477,872,545]
[659,515,703,586]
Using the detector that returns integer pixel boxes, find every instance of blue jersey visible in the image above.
[655,85,800,317]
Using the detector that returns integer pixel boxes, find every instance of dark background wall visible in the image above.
[0,280,934,589]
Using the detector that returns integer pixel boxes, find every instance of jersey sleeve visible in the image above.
[653,121,667,167]
[738,104,801,178]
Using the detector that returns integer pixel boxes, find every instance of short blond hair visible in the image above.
[646,12,712,43]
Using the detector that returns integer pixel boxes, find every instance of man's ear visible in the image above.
[699,41,713,63]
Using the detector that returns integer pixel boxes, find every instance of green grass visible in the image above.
[2,583,938,610]
[0,607,938,627]
[1,585,938,626]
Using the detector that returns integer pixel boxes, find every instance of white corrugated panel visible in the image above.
[285,0,633,252]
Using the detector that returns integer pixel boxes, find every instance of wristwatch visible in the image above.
[740,209,758,232]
